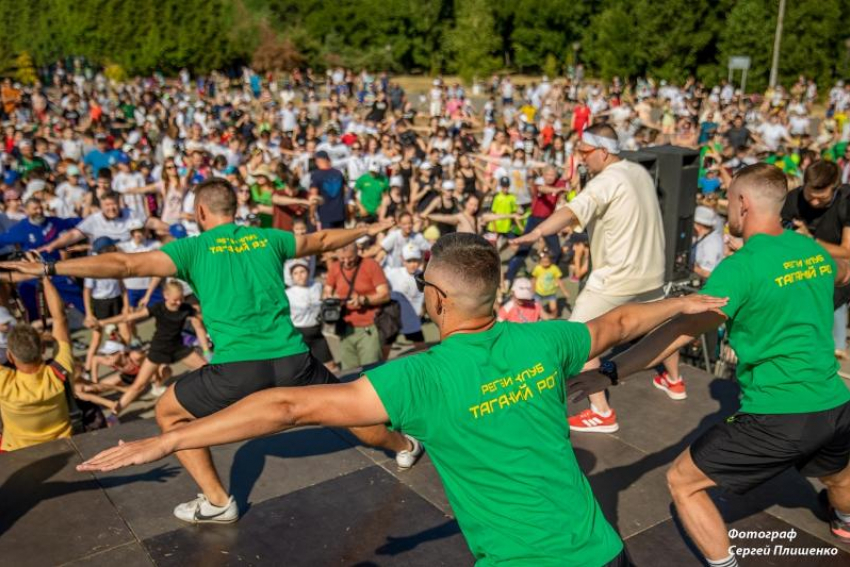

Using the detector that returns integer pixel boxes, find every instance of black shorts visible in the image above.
[691,402,850,495]
[93,296,124,320]
[148,346,195,365]
[404,330,425,343]
[174,351,339,418]
[120,372,137,385]
[297,325,333,364]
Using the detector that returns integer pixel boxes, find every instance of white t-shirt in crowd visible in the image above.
[55,182,86,218]
[380,229,431,269]
[285,282,323,328]
[694,231,724,274]
[385,267,424,335]
[112,171,148,218]
[85,275,122,300]
[117,239,161,290]
[566,160,666,296]
[757,122,789,151]
[76,208,144,242]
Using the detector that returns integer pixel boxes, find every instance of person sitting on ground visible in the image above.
[95,280,211,415]
[0,269,73,451]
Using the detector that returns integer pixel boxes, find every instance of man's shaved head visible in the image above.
[731,163,787,214]
[194,177,237,217]
[426,233,500,315]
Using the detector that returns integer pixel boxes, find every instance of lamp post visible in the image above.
[768,0,786,89]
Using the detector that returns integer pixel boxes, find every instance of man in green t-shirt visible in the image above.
[569,163,850,567]
[76,232,727,566]
[354,163,389,220]
[1,178,419,525]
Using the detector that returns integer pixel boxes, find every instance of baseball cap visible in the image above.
[511,278,534,300]
[314,150,330,161]
[694,205,718,227]
[499,176,511,187]
[402,243,422,261]
[368,162,381,173]
[441,180,455,191]
[419,161,432,171]
[288,260,310,274]
[99,340,126,356]
[389,175,403,188]
[92,236,117,254]
[169,223,188,239]
[66,165,81,177]
[18,139,31,148]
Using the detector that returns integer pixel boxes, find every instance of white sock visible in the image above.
[590,403,612,418]
[836,509,850,523]
[707,554,738,567]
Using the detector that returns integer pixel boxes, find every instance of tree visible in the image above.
[446,0,501,82]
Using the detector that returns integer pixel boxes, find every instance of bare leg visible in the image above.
[821,462,850,513]
[663,350,681,381]
[348,425,410,453]
[582,357,611,413]
[180,350,208,371]
[86,330,102,377]
[155,386,230,506]
[115,358,161,414]
[667,448,728,561]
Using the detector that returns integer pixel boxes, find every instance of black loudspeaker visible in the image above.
[622,145,700,282]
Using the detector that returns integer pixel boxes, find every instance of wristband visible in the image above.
[43,261,57,277]
[598,360,619,386]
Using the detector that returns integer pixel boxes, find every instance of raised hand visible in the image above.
[367,218,395,236]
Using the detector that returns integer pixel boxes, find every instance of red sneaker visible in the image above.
[653,372,687,400]
[568,408,619,433]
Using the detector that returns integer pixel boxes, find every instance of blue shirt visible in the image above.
[0,217,81,261]
[310,168,346,225]
[83,149,121,176]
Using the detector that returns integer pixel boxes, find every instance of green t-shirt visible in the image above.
[161,223,307,364]
[367,321,622,566]
[700,230,850,414]
[488,193,518,234]
[355,173,388,215]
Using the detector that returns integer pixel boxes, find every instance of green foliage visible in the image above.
[13,52,37,85]
[0,0,847,92]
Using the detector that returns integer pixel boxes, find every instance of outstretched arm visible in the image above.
[294,219,394,258]
[584,294,728,360]
[42,275,69,344]
[77,377,389,472]
[0,250,177,279]
[511,206,579,247]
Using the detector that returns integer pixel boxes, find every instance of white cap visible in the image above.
[513,140,525,150]
[534,176,545,185]
[419,161,432,171]
[368,162,381,173]
[99,340,126,356]
[127,220,145,232]
[402,243,422,261]
[389,175,403,188]
[441,180,455,191]
[694,206,718,227]
[511,278,534,300]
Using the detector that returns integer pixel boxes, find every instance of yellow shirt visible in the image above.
[532,264,563,297]
[0,341,73,451]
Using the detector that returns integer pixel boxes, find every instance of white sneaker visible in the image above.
[395,434,423,469]
[150,384,167,398]
[173,494,239,524]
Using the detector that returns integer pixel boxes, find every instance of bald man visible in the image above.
[76,232,728,566]
[0,178,418,525]
[570,163,850,567]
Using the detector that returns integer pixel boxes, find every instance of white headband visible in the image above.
[582,132,621,154]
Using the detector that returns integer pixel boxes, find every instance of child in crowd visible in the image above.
[531,250,569,319]
[83,237,131,374]
[497,278,542,323]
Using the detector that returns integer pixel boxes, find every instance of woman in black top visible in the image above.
[96,281,211,416]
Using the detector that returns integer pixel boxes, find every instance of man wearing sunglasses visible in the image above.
[512,123,683,434]
[77,232,726,566]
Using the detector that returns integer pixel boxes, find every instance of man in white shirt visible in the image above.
[112,158,148,218]
[756,115,791,151]
[55,165,86,218]
[41,192,166,253]
[512,123,683,433]
[379,212,431,269]
[692,206,724,279]
[117,221,163,308]
[383,243,426,356]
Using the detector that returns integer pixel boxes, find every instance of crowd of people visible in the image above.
[0,62,849,567]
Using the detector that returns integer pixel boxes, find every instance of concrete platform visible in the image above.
[1,365,848,566]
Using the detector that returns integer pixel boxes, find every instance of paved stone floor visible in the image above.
[1,365,848,566]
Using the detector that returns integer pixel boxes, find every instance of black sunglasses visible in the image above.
[414,274,447,297]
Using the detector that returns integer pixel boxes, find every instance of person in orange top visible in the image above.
[0,262,74,451]
[1,78,21,117]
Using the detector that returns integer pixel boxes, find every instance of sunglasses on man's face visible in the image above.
[414,274,447,297]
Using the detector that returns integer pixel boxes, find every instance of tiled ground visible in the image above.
[1,365,847,566]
